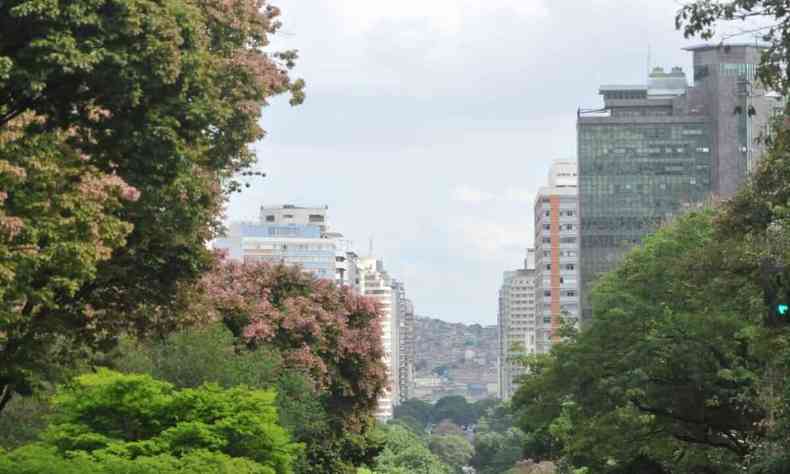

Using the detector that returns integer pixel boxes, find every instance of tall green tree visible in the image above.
[371,425,451,474]
[513,210,777,473]
[428,435,473,474]
[0,369,301,473]
[0,0,303,411]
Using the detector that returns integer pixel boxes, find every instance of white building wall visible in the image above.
[358,257,398,420]
[497,262,537,400]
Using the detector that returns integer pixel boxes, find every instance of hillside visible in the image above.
[413,317,498,401]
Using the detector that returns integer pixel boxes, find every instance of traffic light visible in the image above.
[760,258,789,326]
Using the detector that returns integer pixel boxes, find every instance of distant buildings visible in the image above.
[215,204,416,421]
[357,257,401,419]
[577,44,782,324]
[497,252,537,400]
[214,205,338,280]
[396,286,416,402]
[533,160,580,353]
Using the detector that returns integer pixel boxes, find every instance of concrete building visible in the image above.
[358,257,399,420]
[577,44,783,323]
[213,220,337,280]
[534,160,580,352]
[396,291,416,402]
[497,252,537,400]
[687,44,779,197]
[216,205,364,288]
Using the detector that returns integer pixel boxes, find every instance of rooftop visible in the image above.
[683,42,770,52]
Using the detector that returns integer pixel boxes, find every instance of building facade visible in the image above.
[213,220,337,280]
[497,254,537,400]
[358,257,399,420]
[398,292,417,402]
[534,160,580,352]
[577,44,781,323]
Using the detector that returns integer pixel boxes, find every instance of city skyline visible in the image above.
[224,0,759,325]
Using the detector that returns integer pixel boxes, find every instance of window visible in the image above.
[309,214,325,223]
[283,214,294,218]
[265,215,275,222]
[544,290,551,297]
[566,264,575,271]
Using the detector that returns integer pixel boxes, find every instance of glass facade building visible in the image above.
[577,44,782,323]
[577,68,713,323]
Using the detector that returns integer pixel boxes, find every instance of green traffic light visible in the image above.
[778,304,789,316]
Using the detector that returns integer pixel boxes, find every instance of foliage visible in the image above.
[0,0,303,410]
[394,395,497,429]
[200,260,388,434]
[394,399,433,427]
[432,419,465,437]
[0,369,300,473]
[370,425,452,474]
[112,281,386,474]
[471,403,528,474]
[676,0,790,96]
[428,435,473,473]
[0,391,50,449]
[512,210,783,473]
[0,444,276,474]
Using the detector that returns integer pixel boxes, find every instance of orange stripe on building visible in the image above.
[550,196,561,343]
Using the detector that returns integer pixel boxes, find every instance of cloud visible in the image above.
[452,185,496,204]
[334,0,549,36]
[452,185,535,205]
[448,216,530,261]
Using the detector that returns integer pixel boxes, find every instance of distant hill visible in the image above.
[413,317,498,401]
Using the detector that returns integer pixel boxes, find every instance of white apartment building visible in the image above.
[497,253,537,400]
[358,257,399,420]
[533,160,580,354]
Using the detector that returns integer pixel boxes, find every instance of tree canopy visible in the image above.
[0,369,300,473]
[0,0,303,410]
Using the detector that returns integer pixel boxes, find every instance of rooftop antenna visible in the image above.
[647,44,652,81]
[368,236,374,257]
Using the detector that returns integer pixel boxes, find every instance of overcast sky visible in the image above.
[226,0,743,325]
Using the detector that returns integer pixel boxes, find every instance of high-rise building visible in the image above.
[534,160,579,352]
[358,257,399,420]
[215,205,359,286]
[497,253,537,400]
[577,44,782,323]
[393,281,415,402]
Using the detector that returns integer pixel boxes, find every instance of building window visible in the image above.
[566,264,575,271]
[309,214,325,223]
[265,215,275,222]
[544,290,551,297]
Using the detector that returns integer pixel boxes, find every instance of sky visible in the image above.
[225,0,745,325]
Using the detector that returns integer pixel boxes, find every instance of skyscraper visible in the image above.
[534,160,579,352]
[497,252,536,400]
[577,44,782,323]
[394,282,415,403]
[358,257,399,420]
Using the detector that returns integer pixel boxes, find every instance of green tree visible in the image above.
[371,425,451,474]
[470,403,529,474]
[513,210,776,473]
[0,369,300,473]
[394,399,433,427]
[0,0,303,412]
[428,435,473,474]
[432,396,474,426]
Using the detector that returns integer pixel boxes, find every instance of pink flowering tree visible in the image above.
[0,0,303,413]
[0,126,139,410]
[201,259,388,434]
